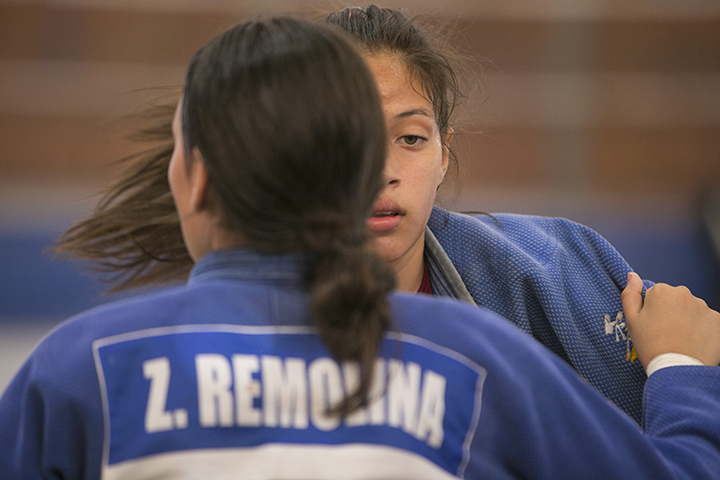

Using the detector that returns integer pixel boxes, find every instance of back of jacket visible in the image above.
[0,249,718,479]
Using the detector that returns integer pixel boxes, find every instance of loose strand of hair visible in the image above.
[53,98,191,293]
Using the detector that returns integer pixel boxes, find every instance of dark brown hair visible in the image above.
[181,18,395,415]
[181,19,384,254]
[325,5,466,156]
[55,5,469,291]
[55,97,191,293]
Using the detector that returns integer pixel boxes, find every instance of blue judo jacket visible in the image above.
[1,248,719,479]
[426,207,656,423]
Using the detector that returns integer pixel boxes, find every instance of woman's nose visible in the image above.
[383,152,400,186]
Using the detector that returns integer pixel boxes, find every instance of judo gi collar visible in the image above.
[188,248,308,286]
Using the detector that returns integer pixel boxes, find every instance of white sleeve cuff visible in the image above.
[645,353,705,377]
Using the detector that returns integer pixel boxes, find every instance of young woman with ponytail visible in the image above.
[4,14,720,480]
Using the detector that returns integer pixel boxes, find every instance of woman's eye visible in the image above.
[400,135,424,146]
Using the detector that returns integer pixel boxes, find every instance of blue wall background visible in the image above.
[2,216,718,322]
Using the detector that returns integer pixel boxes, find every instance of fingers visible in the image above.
[625,278,720,369]
[621,272,644,321]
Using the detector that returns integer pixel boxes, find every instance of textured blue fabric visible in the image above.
[1,248,719,480]
[428,207,653,424]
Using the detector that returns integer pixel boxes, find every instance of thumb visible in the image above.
[621,272,644,321]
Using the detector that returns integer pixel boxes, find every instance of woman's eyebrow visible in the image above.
[394,108,432,120]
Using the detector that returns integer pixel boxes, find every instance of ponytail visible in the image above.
[304,223,396,416]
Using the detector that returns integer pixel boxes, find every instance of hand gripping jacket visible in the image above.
[426,207,654,424]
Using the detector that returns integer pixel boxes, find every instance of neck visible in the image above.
[190,220,245,262]
[390,239,426,293]
[211,226,245,252]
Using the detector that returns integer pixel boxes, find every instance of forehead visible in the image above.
[364,54,432,116]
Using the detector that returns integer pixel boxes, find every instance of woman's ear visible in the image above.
[189,147,211,213]
[438,128,453,185]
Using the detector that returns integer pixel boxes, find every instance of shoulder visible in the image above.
[429,206,602,243]
[12,280,277,396]
[389,292,549,366]
[45,280,278,347]
[50,284,195,338]
[23,286,190,373]
[428,206,623,266]
[27,283,226,368]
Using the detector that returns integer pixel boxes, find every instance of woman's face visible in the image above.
[365,55,449,274]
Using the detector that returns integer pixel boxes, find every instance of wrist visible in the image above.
[645,353,705,377]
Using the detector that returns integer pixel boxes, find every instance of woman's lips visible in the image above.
[367,201,404,232]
